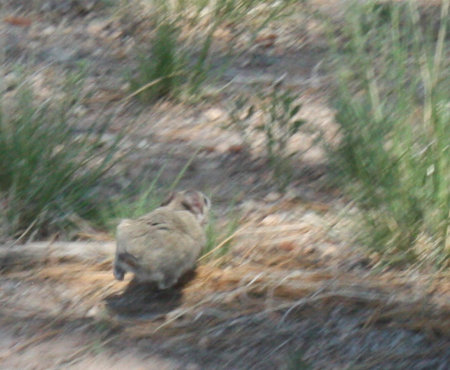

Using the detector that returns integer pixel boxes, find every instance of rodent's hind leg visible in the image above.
[113,263,125,281]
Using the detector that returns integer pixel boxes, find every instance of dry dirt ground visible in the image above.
[0,1,449,369]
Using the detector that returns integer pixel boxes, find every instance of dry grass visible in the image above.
[6,243,449,331]
[1,233,449,368]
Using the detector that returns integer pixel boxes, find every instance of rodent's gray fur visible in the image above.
[113,190,210,289]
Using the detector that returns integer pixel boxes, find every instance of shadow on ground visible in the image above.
[105,271,197,319]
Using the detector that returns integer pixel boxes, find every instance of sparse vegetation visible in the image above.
[98,150,199,232]
[129,21,185,102]
[98,169,165,233]
[0,72,123,238]
[326,0,449,267]
[229,85,306,191]
[126,0,297,102]
[0,1,449,369]
[202,208,241,262]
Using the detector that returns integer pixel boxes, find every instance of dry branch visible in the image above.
[0,241,115,272]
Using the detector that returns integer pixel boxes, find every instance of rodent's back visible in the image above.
[116,208,206,274]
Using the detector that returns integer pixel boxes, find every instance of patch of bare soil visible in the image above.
[1,1,449,369]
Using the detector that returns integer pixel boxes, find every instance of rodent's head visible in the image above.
[161,190,211,224]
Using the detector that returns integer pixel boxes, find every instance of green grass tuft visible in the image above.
[202,209,240,262]
[325,0,449,267]
[129,21,184,102]
[0,76,123,239]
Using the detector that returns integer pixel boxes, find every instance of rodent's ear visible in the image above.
[160,192,175,206]
[181,191,203,215]
[181,199,196,213]
[202,193,211,209]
